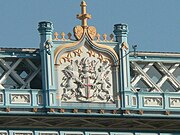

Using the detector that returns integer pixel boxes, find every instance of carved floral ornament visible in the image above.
[73,25,97,40]
[59,47,111,65]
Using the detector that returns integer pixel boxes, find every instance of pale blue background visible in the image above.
[0,0,179,52]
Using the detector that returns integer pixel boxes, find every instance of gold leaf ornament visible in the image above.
[73,25,84,40]
[87,26,96,40]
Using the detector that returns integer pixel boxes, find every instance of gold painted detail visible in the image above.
[33,108,38,112]
[59,48,111,65]
[59,48,83,64]
[87,26,96,40]
[91,41,119,62]
[98,53,111,63]
[103,33,107,41]
[96,33,115,42]
[6,107,10,112]
[87,50,95,57]
[73,25,84,40]
[87,50,111,63]
[61,32,66,40]
[73,109,78,113]
[73,47,83,57]
[60,108,65,113]
[54,1,119,66]
[54,38,119,65]
[54,2,115,42]
[50,108,55,112]
[96,33,101,41]
[54,32,59,40]
[121,42,129,50]
[60,53,72,64]
[73,1,114,42]
[77,1,91,28]
[54,32,73,41]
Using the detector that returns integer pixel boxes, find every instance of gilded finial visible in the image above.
[103,33,107,41]
[110,34,114,42]
[61,32,66,40]
[54,32,59,40]
[67,32,72,40]
[77,1,91,28]
[96,33,101,41]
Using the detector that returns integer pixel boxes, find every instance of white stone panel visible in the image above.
[11,94,30,104]
[144,97,162,107]
[170,98,180,107]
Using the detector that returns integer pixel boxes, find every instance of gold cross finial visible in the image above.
[77,1,91,28]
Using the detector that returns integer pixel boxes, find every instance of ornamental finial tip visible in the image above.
[77,1,91,28]
[81,1,87,6]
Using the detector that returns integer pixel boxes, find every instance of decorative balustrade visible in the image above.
[124,91,180,111]
[126,52,180,113]
[0,89,43,108]
[53,32,115,42]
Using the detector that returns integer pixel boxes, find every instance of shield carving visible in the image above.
[61,56,114,103]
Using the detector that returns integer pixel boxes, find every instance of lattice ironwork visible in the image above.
[130,61,180,92]
[0,58,42,89]
[0,116,179,132]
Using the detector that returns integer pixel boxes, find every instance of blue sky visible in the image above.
[0,0,179,52]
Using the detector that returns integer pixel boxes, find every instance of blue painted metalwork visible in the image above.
[114,23,131,109]
[0,1,180,134]
[38,21,56,107]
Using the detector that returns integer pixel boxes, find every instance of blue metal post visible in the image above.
[113,23,131,108]
[38,21,55,107]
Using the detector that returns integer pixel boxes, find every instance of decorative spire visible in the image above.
[74,1,96,40]
[77,1,91,28]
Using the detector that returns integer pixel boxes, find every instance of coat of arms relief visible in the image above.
[58,44,115,103]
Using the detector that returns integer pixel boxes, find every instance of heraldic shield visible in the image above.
[54,28,119,105]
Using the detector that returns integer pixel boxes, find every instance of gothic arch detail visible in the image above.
[54,28,119,103]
